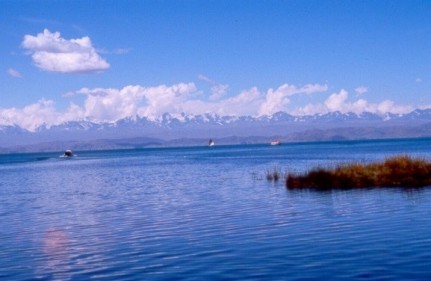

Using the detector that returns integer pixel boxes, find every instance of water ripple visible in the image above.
[2,141,431,280]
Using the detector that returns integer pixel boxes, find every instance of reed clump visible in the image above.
[266,168,282,182]
[286,155,431,189]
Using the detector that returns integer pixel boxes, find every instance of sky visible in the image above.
[1,0,430,131]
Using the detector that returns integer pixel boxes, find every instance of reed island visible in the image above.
[285,155,431,189]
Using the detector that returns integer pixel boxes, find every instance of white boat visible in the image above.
[208,139,215,147]
[270,140,281,146]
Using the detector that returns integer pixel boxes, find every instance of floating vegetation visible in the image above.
[286,155,431,189]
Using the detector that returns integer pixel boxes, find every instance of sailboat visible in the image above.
[208,139,215,147]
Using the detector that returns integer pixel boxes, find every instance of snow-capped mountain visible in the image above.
[0,124,28,135]
[1,110,431,151]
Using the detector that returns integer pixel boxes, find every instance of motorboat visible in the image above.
[64,150,73,157]
[270,140,281,146]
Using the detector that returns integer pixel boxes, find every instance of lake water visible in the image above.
[1,138,431,280]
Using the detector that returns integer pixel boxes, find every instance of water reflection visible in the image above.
[37,228,71,280]
[43,229,69,255]
[401,187,427,205]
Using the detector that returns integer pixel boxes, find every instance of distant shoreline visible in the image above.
[1,136,431,155]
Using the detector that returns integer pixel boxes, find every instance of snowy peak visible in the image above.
[2,110,431,134]
[1,110,431,149]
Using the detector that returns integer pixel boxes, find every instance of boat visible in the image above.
[208,139,215,147]
[64,150,73,157]
[270,140,281,146]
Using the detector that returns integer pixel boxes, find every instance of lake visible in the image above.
[1,138,431,280]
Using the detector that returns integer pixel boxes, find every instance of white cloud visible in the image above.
[197,74,229,101]
[98,47,131,55]
[8,68,22,78]
[301,84,329,95]
[351,99,369,114]
[294,103,327,116]
[258,83,328,116]
[209,84,228,101]
[197,74,213,83]
[22,29,110,73]
[0,82,418,131]
[355,86,368,95]
[0,99,60,131]
[72,83,198,122]
[78,86,145,122]
[139,83,198,120]
[176,87,262,116]
[416,77,423,83]
[376,100,413,115]
[219,87,262,116]
[295,89,413,116]
[325,89,349,112]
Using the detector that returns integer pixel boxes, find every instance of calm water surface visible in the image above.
[1,138,431,280]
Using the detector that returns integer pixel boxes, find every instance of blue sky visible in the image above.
[1,0,430,130]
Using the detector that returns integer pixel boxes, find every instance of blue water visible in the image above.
[1,138,431,280]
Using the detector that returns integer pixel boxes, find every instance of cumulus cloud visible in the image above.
[0,99,60,131]
[218,87,262,116]
[209,84,229,101]
[138,83,198,120]
[22,29,110,73]
[0,82,417,131]
[8,68,22,78]
[325,89,349,111]
[295,89,413,116]
[71,83,198,122]
[175,87,262,116]
[258,83,328,116]
[77,86,144,122]
[376,100,413,115]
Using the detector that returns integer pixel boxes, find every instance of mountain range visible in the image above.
[1,109,431,153]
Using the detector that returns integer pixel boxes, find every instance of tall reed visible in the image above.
[286,155,431,189]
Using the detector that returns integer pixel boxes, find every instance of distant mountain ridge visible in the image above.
[1,109,431,152]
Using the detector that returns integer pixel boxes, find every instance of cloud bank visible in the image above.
[0,81,421,132]
[22,29,110,73]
